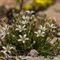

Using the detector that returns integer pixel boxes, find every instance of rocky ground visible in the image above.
[19,49,60,60]
[20,56,60,60]
[0,49,60,60]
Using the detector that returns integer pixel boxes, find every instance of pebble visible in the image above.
[28,49,39,57]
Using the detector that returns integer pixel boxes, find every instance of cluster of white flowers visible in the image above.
[15,10,35,33]
[0,8,59,59]
[18,34,29,43]
[20,11,35,25]
[34,25,47,37]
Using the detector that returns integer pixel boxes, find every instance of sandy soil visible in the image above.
[0,0,16,8]
[44,2,60,26]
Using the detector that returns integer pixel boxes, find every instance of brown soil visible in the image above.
[43,2,60,26]
[0,0,16,8]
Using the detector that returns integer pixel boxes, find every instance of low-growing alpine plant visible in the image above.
[0,9,60,60]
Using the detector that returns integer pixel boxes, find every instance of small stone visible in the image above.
[57,32,60,37]
[49,37,57,44]
[28,49,39,57]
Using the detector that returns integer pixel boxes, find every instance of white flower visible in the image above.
[0,25,9,39]
[47,23,56,28]
[34,30,45,37]
[15,25,26,32]
[18,34,29,43]
[25,10,31,14]
[0,31,6,39]
[25,16,30,20]
[38,25,47,31]
[30,11,34,14]
[25,10,34,14]
[22,15,26,20]
[2,45,15,54]
[13,13,19,17]
[22,15,30,20]
[21,20,29,24]
[50,24,56,28]
[34,25,46,37]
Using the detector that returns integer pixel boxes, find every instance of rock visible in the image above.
[53,55,60,60]
[28,49,39,57]
[49,37,57,44]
